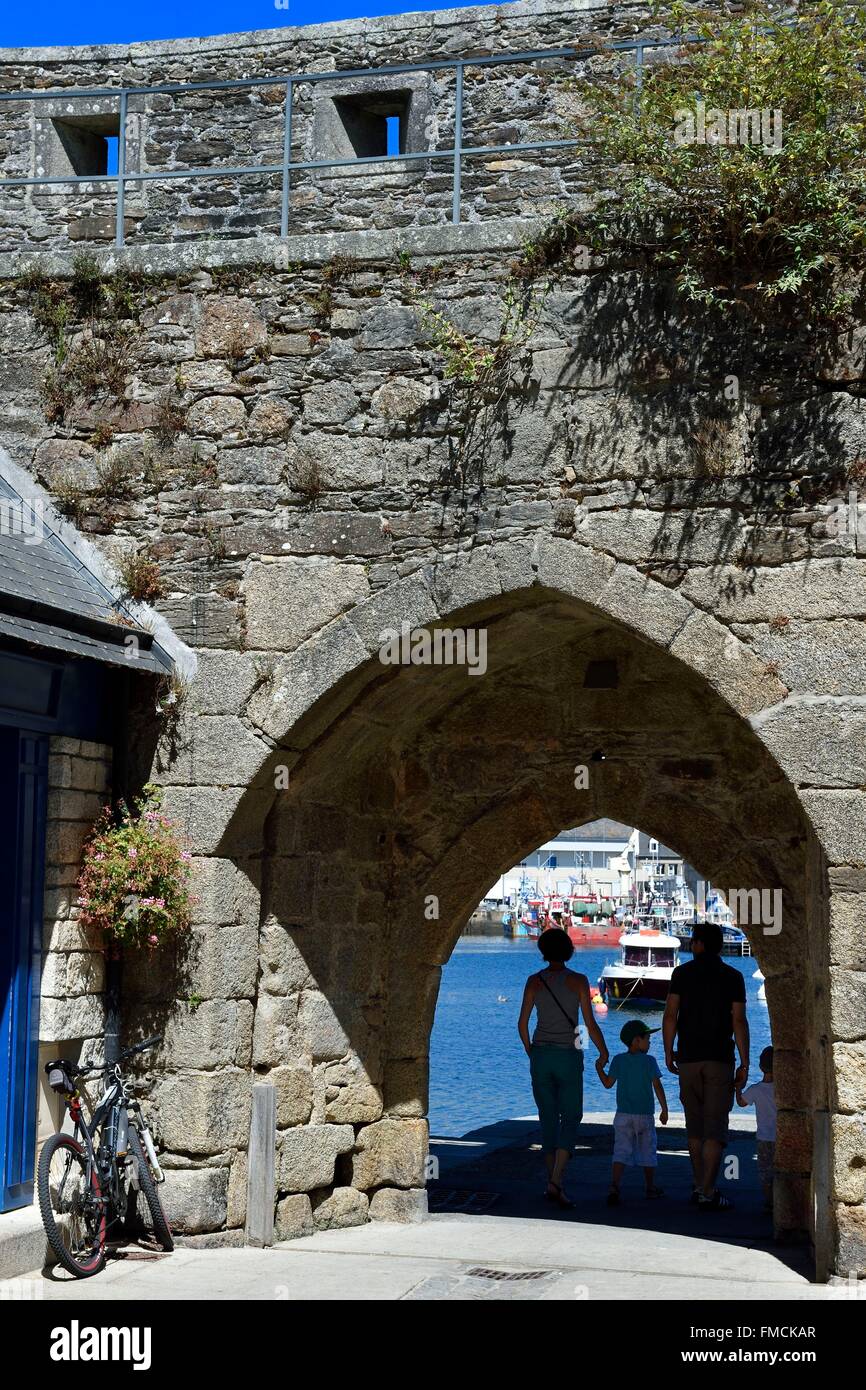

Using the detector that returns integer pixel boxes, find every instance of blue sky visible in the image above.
[0,0,488,48]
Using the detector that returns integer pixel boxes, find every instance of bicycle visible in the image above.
[38,1034,174,1278]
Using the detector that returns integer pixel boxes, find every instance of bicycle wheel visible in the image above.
[127,1126,174,1251]
[37,1133,106,1278]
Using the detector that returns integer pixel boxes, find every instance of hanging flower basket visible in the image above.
[76,784,193,950]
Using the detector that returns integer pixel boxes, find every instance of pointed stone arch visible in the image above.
[171,535,864,1275]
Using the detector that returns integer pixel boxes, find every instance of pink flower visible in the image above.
[128,847,138,859]
[148,934,158,945]
[181,851,192,862]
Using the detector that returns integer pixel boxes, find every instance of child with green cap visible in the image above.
[596,1019,668,1205]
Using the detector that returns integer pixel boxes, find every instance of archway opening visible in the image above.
[427,818,777,1243]
[217,578,833,1268]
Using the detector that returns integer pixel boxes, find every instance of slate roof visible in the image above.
[636,830,682,859]
[556,818,633,844]
[0,477,170,675]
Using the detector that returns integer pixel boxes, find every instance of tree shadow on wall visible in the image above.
[540,269,863,575]
[440,265,864,578]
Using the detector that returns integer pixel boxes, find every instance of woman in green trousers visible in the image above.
[518,928,609,1207]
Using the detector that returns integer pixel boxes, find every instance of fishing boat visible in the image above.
[668,897,695,936]
[598,928,680,1008]
[637,902,671,933]
[674,922,751,956]
[466,901,510,936]
[676,891,751,956]
[502,884,622,945]
[565,893,621,947]
[503,895,542,938]
[707,893,751,956]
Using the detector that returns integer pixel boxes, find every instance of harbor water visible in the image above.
[429,937,772,1138]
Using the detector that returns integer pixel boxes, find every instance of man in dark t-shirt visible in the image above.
[662,920,749,1210]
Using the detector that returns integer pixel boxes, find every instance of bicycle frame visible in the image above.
[61,1069,125,1224]
[56,1047,165,1234]
[41,1032,168,1275]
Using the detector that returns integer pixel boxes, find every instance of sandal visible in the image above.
[546,1181,575,1209]
[606,1187,621,1207]
[645,1186,664,1199]
[698,1189,733,1210]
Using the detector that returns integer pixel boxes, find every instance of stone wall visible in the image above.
[143,858,260,1240]
[0,0,657,252]
[36,736,110,1148]
[3,217,864,1268]
[1,0,865,1275]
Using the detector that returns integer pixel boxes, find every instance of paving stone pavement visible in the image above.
[3,1115,838,1301]
[427,1112,783,1245]
[4,1216,836,1302]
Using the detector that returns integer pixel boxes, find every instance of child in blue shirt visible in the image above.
[596,1019,668,1205]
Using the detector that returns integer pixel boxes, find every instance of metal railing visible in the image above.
[0,36,685,249]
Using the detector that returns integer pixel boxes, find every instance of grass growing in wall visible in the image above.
[118,546,165,604]
[286,453,324,506]
[153,393,187,449]
[418,282,544,496]
[27,254,142,427]
[421,1,866,397]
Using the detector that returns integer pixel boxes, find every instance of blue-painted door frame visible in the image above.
[0,729,49,1211]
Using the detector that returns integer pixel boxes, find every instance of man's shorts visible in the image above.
[677,1059,735,1143]
[612,1112,657,1167]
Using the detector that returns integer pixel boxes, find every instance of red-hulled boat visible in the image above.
[564,893,622,947]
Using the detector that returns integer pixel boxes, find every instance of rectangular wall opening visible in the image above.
[50,114,120,177]
[332,91,411,159]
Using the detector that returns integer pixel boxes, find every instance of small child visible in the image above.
[737,1044,776,1209]
[596,1019,668,1205]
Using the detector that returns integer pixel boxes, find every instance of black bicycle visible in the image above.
[38,1034,173,1278]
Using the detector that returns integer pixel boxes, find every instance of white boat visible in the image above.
[669,900,694,931]
[638,902,671,933]
[598,929,680,1009]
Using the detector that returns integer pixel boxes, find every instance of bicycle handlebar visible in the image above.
[75,1034,164,1077]
[119,1034,164,1061]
